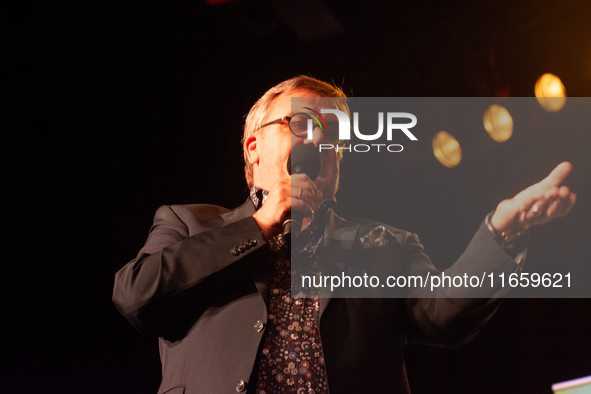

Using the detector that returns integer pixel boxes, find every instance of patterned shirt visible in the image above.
[246,187,526,394]
[249,187,331,394]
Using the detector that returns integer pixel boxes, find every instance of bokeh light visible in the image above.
[483,104,513,142]
[535,73,566,112]
[432,131,462,168]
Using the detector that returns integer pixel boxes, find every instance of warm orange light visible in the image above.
[483,104,513,142]
[535,73,566,112]
[432,131,461,168]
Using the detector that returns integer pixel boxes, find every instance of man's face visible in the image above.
[250,89,340,203]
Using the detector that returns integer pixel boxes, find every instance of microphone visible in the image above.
[283,144,321,238]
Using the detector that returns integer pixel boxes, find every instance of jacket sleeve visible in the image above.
[403,220,525,347]
[112,205,270,339]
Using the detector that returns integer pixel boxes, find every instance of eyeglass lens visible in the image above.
[289,113,339,143]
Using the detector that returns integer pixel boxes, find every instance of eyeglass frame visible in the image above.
[256,112,346,146]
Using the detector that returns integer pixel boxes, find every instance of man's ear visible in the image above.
[245,134,259,165]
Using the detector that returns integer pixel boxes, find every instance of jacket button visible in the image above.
[254,320,264,332]
[236,380,246,392]
[238,245,246,253]
[244,243,251,250]
[230,247,239,256]
[249,239,257,247]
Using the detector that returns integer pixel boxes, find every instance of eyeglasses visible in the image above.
[257,112,342,145]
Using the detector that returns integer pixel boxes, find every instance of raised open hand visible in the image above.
[490,162,577,235]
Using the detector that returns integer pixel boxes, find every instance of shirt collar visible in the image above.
[250,186,268,210]
[250,185,337,228]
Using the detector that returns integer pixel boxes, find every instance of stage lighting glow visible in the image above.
[432,131,462,168]
[483,104,513,142]
[535,73,566,112]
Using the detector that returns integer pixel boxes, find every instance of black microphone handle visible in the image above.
[283,144,321,238]
[283,212,303,238]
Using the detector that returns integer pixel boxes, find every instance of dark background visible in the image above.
[2,1,591,393]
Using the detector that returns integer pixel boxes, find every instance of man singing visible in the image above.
[113,76,575,394]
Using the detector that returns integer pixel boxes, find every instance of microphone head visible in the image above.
[287,144,321,180]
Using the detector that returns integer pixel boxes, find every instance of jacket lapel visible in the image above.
[319,209,361,319]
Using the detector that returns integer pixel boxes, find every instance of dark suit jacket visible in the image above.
[113,199,523,394]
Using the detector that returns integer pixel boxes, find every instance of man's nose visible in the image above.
[303,125,326,146]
